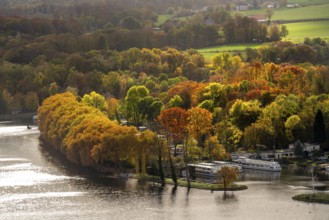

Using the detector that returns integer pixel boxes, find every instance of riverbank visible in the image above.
[135,174,248,191]
[292,193,329,204]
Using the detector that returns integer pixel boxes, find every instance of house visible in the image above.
[260,149,295,160]
[289,140,320,157]
[236,2,249,11]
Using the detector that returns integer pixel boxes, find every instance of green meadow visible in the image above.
[288,0,329,5]
[198,43,261,60]
[162,2,329,58]
[156,14,171,26]
[284,20,329,42]
[272,4,329,20]
[236,4,329,21]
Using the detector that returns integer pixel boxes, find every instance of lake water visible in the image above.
[0,124,328,220]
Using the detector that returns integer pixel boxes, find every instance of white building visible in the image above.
[289,140,320,157]
[260,149,294,160]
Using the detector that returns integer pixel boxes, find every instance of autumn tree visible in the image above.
[205,135,228,161]
[135,130,158,175]
[157,107,189,185]
[94,125,138,171]
[244,118,274,150]
[187,107,213,148]
[216,117,243,152]
[157,107,189,155]
[216,166,239,191]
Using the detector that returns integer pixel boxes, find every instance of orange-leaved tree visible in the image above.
[187,107,213,148]
[157,107,189,185]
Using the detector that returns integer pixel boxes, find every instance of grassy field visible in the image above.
[284,20,329,42]
[156,14,171,26]
[272,4,329,20]
[236,4,329,21]
[198,43,261,60]
[288,0,329,5]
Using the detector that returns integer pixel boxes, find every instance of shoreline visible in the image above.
[134,174,248,191]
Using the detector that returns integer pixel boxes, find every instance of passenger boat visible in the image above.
[186,161,242,183]
[233,157,281,172]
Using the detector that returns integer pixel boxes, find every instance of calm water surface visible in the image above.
[0,124,328,220]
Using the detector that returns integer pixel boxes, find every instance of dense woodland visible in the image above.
[2,0,329,176]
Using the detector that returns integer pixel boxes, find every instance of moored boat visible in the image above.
[186,161,242,183]
[233,157,281,172]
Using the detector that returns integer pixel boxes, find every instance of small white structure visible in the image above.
[236,2,249,11]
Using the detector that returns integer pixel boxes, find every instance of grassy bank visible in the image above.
[135,174,248,191]
[292,193,329,204]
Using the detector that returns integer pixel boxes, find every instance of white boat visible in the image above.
[213,161,243,173]
[186,161,242,183]
[233,157,281,172]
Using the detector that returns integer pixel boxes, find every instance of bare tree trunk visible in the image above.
[141,153,146,175]
[168,148,177,185]
[184,138,191,189]
[158,145,165,185]
[135,154,140,175]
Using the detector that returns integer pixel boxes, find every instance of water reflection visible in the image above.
[239,169,281,181]
[215,191,238,204]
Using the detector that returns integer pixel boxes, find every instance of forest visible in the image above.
[1,0,329,176]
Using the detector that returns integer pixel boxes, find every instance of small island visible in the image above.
[292,193,329,204]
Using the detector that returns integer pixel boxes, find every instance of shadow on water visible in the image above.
[37,138,174,196]
[37,139,133,190]
[215,191,238,204]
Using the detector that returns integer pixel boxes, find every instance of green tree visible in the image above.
[81,91,108,112]
[0,91,8,114]
[313,109,326,144]
[285,115,302,142]
[280,25,289,40]
[125,85,149,126]
[119,17,141,30]
[229,99,262,131]
[137,96,164,123]
[268,24,280,41]
[265,8,274,24]
[168,95,184,108]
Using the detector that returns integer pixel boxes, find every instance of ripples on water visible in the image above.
[1,125,329,220]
